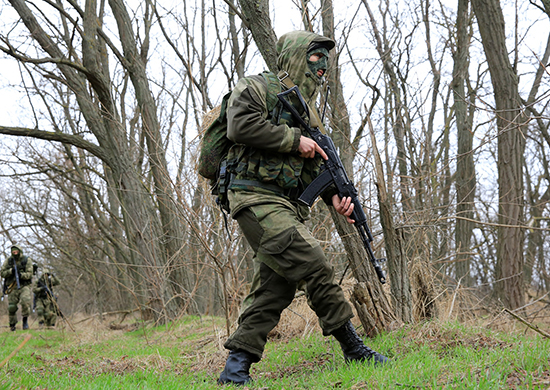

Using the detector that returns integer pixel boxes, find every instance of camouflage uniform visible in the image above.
[33,272,60,327]
[223,31,353,362]
[1,245,34,330]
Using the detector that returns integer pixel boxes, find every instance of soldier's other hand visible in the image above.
[298,136,328,160]
[332,195,355,224]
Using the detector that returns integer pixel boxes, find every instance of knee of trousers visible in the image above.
[259,227,330,283]
[294,249,335,284]
[8,303,18,314]
[36,308,44,317]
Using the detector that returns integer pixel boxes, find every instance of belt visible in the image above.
[230,178,302,201]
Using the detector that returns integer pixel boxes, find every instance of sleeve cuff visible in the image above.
[290,127,302,153]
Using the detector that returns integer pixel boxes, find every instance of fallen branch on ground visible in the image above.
[504,308,550,339]
[0,334,32,368]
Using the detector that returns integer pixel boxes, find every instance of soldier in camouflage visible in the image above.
[218,31,389,386]
[1,244,34,331]
[33,270,61,328]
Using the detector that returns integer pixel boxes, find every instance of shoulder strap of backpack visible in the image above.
[261,71,282,113]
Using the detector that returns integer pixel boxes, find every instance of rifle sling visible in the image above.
[276,70,327,135]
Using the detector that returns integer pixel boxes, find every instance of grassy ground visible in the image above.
[0,301,549,389]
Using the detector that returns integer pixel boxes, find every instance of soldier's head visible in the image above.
[10,245,21,258]
[306,41,332,81]
[43,266,52,277]
[276,31,335,101]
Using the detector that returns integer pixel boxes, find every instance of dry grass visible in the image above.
[2,279,548,341]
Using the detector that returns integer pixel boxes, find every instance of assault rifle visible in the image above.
[12,258,21,290]
[277,86,387,284]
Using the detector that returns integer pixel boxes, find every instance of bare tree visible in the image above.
[471,0,527,309]
[452,0,476,287]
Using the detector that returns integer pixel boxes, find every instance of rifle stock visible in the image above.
[277,86,387,284]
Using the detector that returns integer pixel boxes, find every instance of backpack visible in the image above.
[198,72,282,212]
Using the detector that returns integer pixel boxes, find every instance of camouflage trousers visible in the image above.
[8,285,32,326]
[224,201,353,361]
[35,297,57,326]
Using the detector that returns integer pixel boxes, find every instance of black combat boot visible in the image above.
[10,323,16,332]
[218,349,255,386]
[22,317,29,330]
[331,320,389,365]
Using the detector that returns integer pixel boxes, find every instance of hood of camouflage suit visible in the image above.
[11,244,22,257]
[276,31,335,103]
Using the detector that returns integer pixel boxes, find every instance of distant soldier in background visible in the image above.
[33,270,61,328]
[1,244,34,331]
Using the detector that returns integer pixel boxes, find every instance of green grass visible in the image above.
[1,316,549,389]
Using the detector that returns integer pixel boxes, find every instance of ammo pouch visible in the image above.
[214,157,240,214]
[215,159,232,214]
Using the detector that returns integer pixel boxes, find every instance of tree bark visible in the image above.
[239,0,278,73]
[109,0,191,317]
[452,0,476,287]
[471,0,527,309]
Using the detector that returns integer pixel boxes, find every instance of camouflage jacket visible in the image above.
[1,245,34,287]
[226,31,336,218]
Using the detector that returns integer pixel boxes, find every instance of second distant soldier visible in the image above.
[33,271,60,327]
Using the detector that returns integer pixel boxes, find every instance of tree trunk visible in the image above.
[369,119,412,324]
[109,0,191,316]
[239,0,278,73]
[453,0,476,287]
[322,0,397,332]
[471,0,527,309]
[330,208,397,335]
[362,0,412,212]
